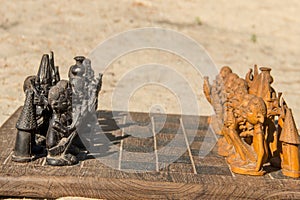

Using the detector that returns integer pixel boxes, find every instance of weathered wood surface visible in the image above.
[0,107,299,199]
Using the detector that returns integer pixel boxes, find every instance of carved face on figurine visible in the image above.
[220,66,232,80]
[224,73,239,99]
[236,87,247,101]
[48,80,72,114]
[244,97,266,125]
[40,81,52,97]
[230,87,248,111]
[233,78,248,92]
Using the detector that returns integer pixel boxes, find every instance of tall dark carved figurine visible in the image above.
[12,52,59,162]
[204,65,300,178]
[12,52,103,166]
[13,88,37,162]
[46,80,77,166]
[68,56,103,129]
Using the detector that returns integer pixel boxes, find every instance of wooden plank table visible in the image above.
[0,107,299,199]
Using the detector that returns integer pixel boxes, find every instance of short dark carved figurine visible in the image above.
[12,52,102,166]
[204,65,300,178]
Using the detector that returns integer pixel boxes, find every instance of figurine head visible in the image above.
[23,75,37,92]
[220,66,232,80]
[233,86,248,103]
[224,73,239,99]
[245,97,266,125]
[225,73,239,89]
[233,78,248,92]
[48,80,71,114]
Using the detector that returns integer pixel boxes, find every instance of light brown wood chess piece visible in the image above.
[217,72,240,157]
[203,66,233,136]
[229,95,268,176]
[246,66,281,165]
[279,108,300,178]
[203,65,300,178]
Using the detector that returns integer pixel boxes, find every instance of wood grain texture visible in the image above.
[0,107,299,199]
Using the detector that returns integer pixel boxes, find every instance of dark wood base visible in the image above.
[0,107,299,199]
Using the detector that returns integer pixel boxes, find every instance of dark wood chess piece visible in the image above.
[12,52,59,162]
[12,52,102,166]
[46,80,78,166]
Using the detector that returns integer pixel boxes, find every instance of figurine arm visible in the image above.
[52,121,69,134]
[253,124,267,172]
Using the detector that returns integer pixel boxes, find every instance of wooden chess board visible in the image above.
[0,107,299,199]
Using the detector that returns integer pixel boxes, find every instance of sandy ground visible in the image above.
[0,0,300,125]
[0,1,300,126]
[0,1,300,199]
[0,0,300,128]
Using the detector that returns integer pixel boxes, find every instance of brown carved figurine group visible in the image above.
[12,52,102,166]
[204,65,300,178]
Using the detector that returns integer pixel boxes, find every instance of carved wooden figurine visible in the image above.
[279,108,300,178]
[204,66,232,135]
[12,52,59,162]
[46,80,78,166]
[12,52,103,166]
[204,65,300,178]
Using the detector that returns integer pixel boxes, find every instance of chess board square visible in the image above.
[121,161,156,172]
[195,165,232,176]
[157,146,187,157]
[122,151,156,163]
[98,112,124,132]
[123,136,154,153]
[85,158,119,170]
[174,155,191,164]
[181,116,209,130]
[88,149,120,160]
[187,135,205,142]
[189,141,203,151]
[157,154,180,163]
[155,123,181,135]
[156,133,186,148]
[126,112,151,124]
[193,155,228,167]
[153,114,180,126]
[123,124,153,138]
[157,151,192,166]
[159,162,194,173]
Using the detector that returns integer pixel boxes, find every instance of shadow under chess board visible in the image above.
[0,107,299,199]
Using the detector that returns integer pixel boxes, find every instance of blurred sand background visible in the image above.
[1,0,300,128]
